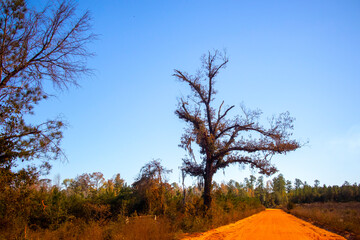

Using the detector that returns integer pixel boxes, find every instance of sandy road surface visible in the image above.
[182,209,346,240]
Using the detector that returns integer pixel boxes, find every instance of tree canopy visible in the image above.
[174,50,300,208]
[0,0,95,174]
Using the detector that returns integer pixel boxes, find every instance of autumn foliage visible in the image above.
[0,159,266,239]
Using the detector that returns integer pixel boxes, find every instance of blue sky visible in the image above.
[29,0,360,187]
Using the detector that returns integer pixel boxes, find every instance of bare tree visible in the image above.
[0,0,95,172]
[0,0,95,91]
[174,50,300,209]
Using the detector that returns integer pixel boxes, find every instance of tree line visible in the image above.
[0,159,265,238]
[238,173,360,208]
[1,157,359,238]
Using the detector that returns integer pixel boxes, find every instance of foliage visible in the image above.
[0,160,265,239]
[250,174,360,208]
[0,85,63,172]
[132,159,172,215]
[1,155,360,239]
[289,180,360,204]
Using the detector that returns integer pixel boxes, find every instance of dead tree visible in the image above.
[174,50,300,209]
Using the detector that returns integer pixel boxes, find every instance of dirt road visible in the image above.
[182,209,346,240]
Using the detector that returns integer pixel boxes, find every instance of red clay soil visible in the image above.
[182,209,346,240]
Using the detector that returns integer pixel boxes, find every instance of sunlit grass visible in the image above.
[290,202,360,240]
[21,206,264,240]
[25,217,173,240]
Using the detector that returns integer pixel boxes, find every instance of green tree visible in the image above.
[272,174,287,206]
[294,178,303,190]
[113,173,125,194]
[286,180,292,193]
[255,176,266,205]
[244,175,256,197]
[293,178,303,202]
[174,50,300,209]
[314,179,320,188]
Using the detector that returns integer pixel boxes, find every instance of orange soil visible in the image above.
[182,209,346,240]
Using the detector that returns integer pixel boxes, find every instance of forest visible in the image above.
[1,158,360,239]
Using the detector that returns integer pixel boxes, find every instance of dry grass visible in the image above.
[120,217,173,240]
[290,202,360,240]
[3,199,264,240]
[21,207,264,240]
[25,217,174,240]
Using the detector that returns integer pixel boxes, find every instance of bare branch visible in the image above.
[0,0,95,90]
[174,50,300,208]
[0,0,93,174]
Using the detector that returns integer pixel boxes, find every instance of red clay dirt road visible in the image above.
[182,209,346,240]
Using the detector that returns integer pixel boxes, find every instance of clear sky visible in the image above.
[28,0,360,187]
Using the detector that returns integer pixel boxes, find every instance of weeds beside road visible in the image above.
[289,202,360,240]
[21,205,264,240]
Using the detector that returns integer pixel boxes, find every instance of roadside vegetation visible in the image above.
[290,202,360,240]
[0,159,264,239]
[2,158,359,239]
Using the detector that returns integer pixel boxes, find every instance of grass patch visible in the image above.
[14,205,264,240]
[22,217,173,240]
[289,202,360,240]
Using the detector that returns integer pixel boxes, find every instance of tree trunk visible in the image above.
[203,173,213,209]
